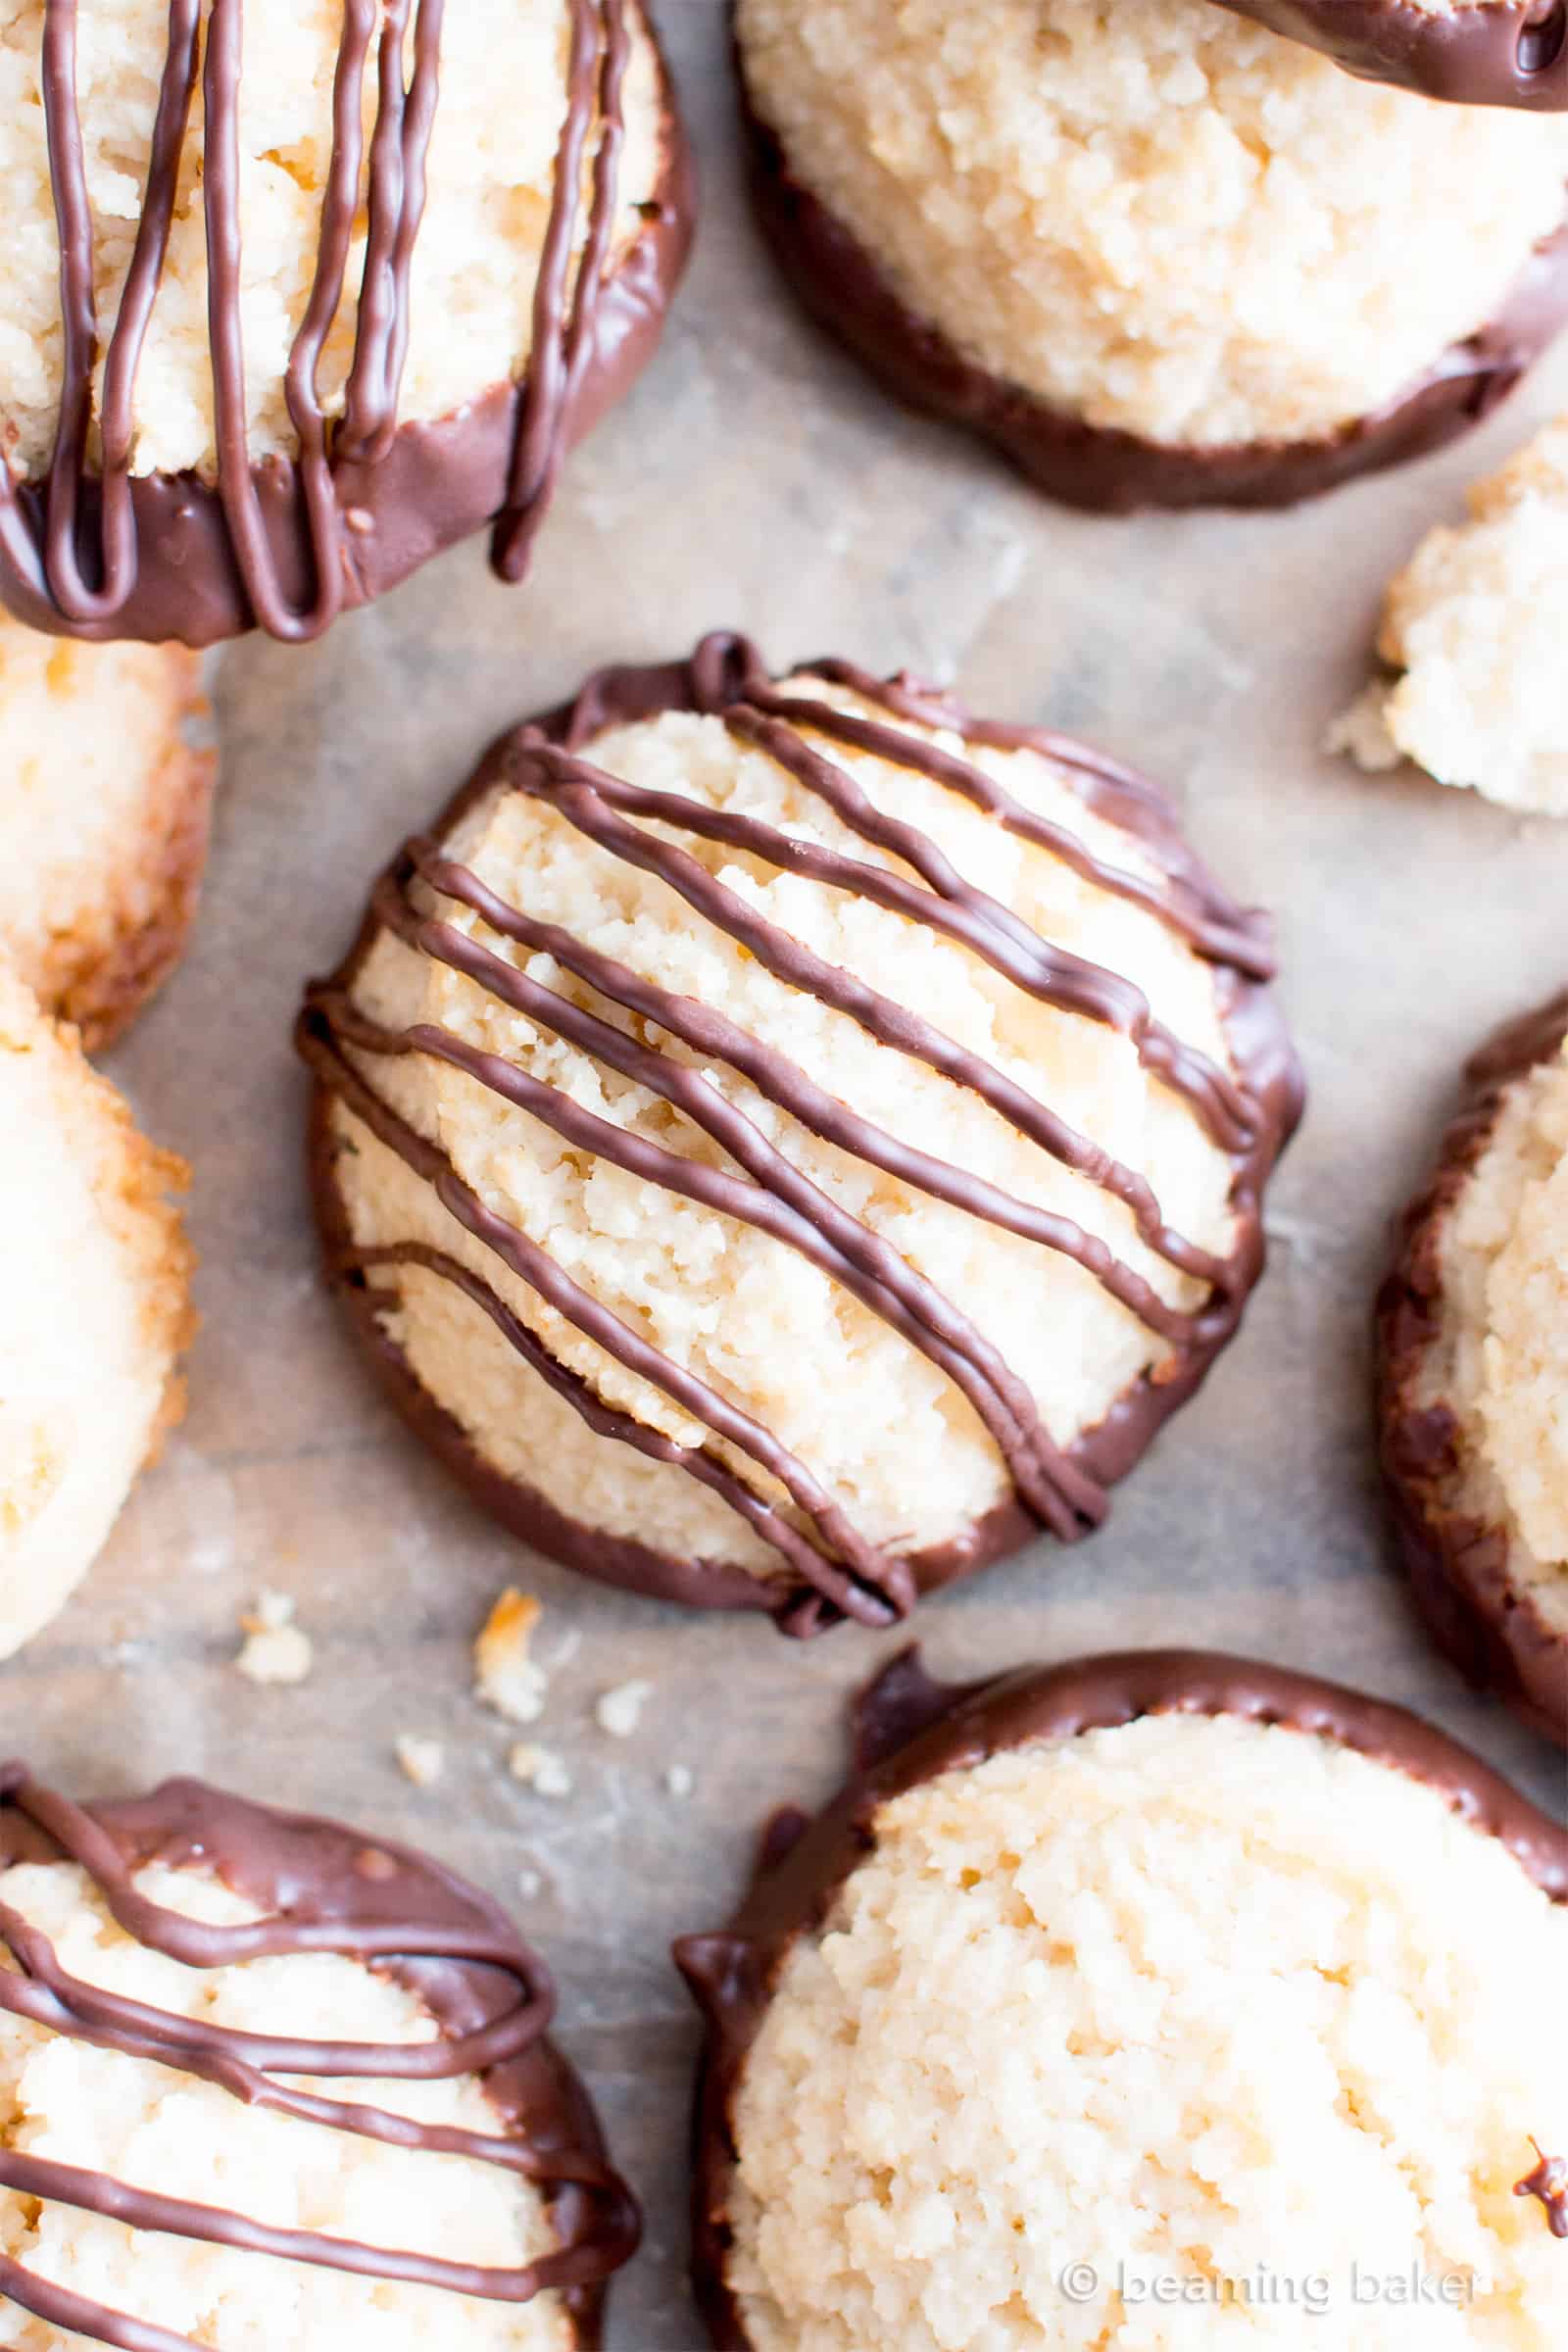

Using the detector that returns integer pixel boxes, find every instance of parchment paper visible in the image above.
[11,6,1568,2342]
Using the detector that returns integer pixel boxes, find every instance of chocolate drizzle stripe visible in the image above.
[0,1765,639,2350]
[2,0,636,639]
[742,682,1274,975]
[334,889,1094,1533]
[406,842,1231,1318]
[345,1236,863,1597]
[303,636,1296,1623]
[514,737,1259,1155]
[298,1009,908,1623]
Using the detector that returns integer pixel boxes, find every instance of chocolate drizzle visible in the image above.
[674,1646,1568,2350]
[0,1762,638,2350]
[0,0,692,645]
[300,635,1301,1635]
[1217,0,1568,111]
[1515,2143,1568,2236]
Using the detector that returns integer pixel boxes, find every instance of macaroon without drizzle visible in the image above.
[1332,416,1568,817]
[0,0,693,646]
[678,1648,1568,2351]
[0,965,192,1656]
[1379,992,1568,1746]
[734,0,1568,510]
[299,635,1300,1636]
[0,612,212,1046]
[0,1763,638,2349]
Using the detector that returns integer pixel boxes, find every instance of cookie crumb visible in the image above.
[509,1742,572,1799]
[516,1867,544,1901]
[234,1592,314,1687]
[394,1735,445,1789]
[595,1679,653,1740]
[472,1588,549,1725]
[665,1763,695,1800]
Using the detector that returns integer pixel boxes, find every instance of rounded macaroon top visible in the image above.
[1334,416,1568,817]
[736,0,1568,453]
[0,1762,638,2351]
[0,963,191,1657]
[302,637,1299,1633]
[0,612,211,1045]
[0,0,666,482]
[683,1651,1568,2352]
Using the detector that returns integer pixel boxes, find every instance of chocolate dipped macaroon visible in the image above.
[0,1760,638,2348]
[1378,993,1568,1747]
[677,1647,1568,2351]
[1217,0,1568,110]
[734,0,1568,513]
[299,634,1301,1637]
[0,0,693,648]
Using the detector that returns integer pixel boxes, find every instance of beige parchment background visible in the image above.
[8,5,1568,2343]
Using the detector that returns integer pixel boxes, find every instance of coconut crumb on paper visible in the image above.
[595,1679,653,1740]
[509,1742,573,1799]
[234,1591,314,1687]
[472,1587,550,1725]
[393,1734,445,1789]
[665,1763,695,1800]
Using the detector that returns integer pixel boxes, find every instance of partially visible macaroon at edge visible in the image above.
[298,635,1302,1638]
[1377,991,1568,1747]
[1330,414,1568,815]
[676,1646,1568,2352]
[0,1762,640,2348]
[0,0,695,647]
[0,965,193,1655]
[733,0,1568,512]
[0,621,214,1048]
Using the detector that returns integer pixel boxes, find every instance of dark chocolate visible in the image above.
[1515,2143,1568,2235]
[1376,990,1568,1749]
[1218,0,1568,111]
[298,634,1301,1636]
[0,1761,638,2350]
[675,1646,1568,2349]
[735,53,1568,514]
[0,0,694,647]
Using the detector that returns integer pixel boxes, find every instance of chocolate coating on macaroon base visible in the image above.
[1377,991,1568,1748]
[0,1,694,649]
[737,88,1568,514]
[300,635,1302,1639]
[676,1645,1568,2350]
[1217,0,1568,112]
[0,1762,639,2350]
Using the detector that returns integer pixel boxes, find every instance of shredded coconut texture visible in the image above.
[328,674,1247,1584]
[0,616,206,1034]
[1421,1044,1568,1638]
[737,0,1568,449]
[0,0,666,477]
[0,965,191,1658]
[0,1855,574,2348]
[1331,416,1568,816]
[727,1711,1568,2352]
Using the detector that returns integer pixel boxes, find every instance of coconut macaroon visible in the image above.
[1332,416,1568,818]
[1378,992,1568,1747]
[0,614,212,1047]
[735,0,1568,510]
[677,1648,1568,2352]
[1216,0,1568,110]
[298,634,1301,1637]
[0,0,693,646]
[0,965,191,1656]
[0,1762,639,2349]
